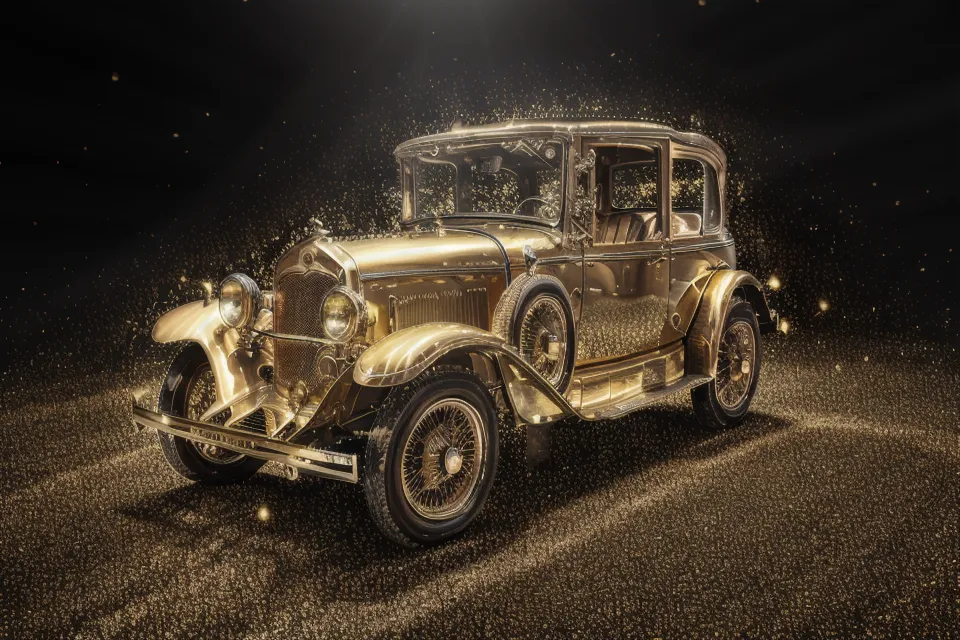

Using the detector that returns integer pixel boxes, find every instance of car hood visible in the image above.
[338,224,562,281]
[273,222,562,290]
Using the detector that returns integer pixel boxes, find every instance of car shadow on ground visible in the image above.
[118,405,793,600]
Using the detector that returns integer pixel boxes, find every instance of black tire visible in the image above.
[156,344,265,484]
[363,367,499,547]
[492,274,576,393]
[690,298,762,429]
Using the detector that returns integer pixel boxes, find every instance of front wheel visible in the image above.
[363,367,499,547]
[690,298,762,429]
[156,344,265,484]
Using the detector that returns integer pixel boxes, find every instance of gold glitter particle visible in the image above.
[257,505,270,522]
[819,299,830,313]
[767,275,781,291]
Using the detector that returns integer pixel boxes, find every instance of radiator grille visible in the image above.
[390,288,489,332]
[273,269,337,391]
[236,410,268,434]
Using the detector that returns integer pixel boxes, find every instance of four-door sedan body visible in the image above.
[133,120,778,546]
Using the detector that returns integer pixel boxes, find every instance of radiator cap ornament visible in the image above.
[309,217,332,242]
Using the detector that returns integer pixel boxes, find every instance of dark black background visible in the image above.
[1,0,957,383]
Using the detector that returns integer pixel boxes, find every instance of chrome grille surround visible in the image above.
[273,269,338,394]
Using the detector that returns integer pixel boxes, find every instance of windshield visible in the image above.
[402,137,565,223]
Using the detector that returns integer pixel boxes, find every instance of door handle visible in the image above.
[646,255,667,266]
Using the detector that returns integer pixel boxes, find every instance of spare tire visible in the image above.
[492,274,576,393]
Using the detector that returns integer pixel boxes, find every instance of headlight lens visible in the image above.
[321,287,362,341]
[218,273,261,329]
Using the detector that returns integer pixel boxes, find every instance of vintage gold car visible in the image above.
[133,120,778,546]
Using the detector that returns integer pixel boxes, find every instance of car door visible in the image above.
[576,137,670,364]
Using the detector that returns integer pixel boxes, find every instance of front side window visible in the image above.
[671,156,721,237]
[404,138,565,223]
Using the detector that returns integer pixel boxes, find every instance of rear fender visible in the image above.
[685,270,776,378]
[353,323,575,425]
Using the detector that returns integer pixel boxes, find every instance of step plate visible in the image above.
[592,375,712,420]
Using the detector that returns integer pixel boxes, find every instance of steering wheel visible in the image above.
[512,196,558,219]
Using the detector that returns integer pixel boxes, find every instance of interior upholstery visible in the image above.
[671,210,703,238]
[596,210,660,244]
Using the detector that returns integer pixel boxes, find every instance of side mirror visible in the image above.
[522,244,538,275]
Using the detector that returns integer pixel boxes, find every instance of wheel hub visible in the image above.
[443,447,463,475]
[400,398,485,520]
[716,319,757,411]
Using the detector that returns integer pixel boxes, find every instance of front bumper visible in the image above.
[132,404,358,483]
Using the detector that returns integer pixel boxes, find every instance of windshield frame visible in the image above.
[398,134,570,229]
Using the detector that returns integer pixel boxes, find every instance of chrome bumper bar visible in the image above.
[132,404,358,483]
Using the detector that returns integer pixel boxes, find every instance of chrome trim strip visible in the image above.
[359,265,505,281]
[537,255,580,266]
[670,238,735,254]
[583,247,664,261]
[132,404,358,483]
[583,239,732,261]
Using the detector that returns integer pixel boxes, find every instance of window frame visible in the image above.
[399,135,569,229]
[669,143,725,239]
[581,137,669,247]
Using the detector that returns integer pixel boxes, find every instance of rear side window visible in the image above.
[612,161,659,210]
[671,157,721,236]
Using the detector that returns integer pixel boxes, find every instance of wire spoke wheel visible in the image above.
[184,365,244,465]
[715,319,756,411]
[518,296,568,386]
[400,398,485,520]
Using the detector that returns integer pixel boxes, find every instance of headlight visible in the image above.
[321,286,364,342]
[218,273,262,329]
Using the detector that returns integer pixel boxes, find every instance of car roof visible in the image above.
[395,119,726,165]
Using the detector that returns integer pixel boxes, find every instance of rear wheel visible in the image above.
[690,299,762,429]
[156,344,264,484]
[363,367,499,547]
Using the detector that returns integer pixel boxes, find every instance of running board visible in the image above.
[591,375,712,420]
[132,403,358,483]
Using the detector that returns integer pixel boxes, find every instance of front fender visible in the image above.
[354,323,576,425]
[686,270,775,378]
[152,300,276,426]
